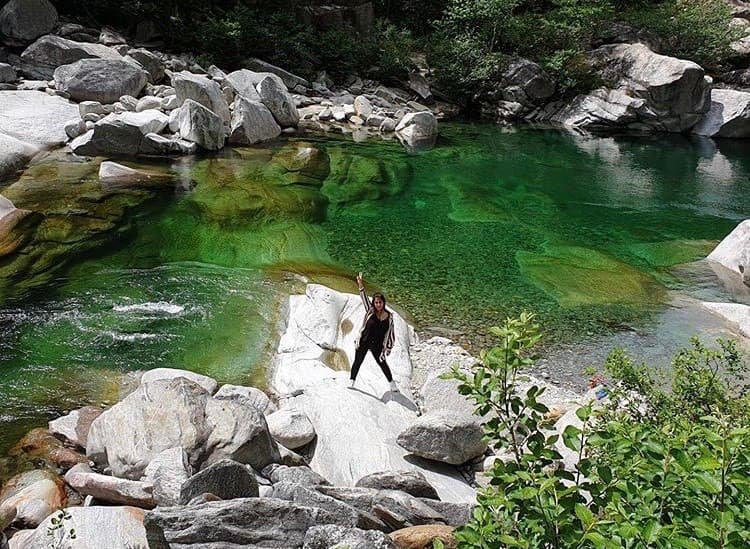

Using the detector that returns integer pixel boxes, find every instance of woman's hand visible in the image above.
[356,272,364,290]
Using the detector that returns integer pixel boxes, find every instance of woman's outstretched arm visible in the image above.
[356,272,370,310]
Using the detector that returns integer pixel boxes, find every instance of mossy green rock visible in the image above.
[627,239,717,267]
[187,157,327,224]
[517,244,666,306]
[321,148,407,208]
[263,141,330,186]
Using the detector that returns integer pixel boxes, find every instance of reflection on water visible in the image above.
[2,124,750,458]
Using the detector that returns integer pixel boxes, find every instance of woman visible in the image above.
[350,272,398,392]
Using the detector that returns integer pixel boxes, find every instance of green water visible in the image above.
[2,123,749,460]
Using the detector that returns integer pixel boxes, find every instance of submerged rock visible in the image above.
[517,244,665,306]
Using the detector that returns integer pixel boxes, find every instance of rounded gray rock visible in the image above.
[355,470,439,500]
[396,410,487,465]
[0,0,57,46]
[54,58,148,104]
[179,459,259,504]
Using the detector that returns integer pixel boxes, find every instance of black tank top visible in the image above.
[361,313,389,347]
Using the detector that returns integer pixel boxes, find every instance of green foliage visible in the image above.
[623,0,739,70]
[447,313,750,548]
[428,0,615,101]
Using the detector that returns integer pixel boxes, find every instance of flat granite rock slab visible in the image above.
[290,378,477,504]
[0,90,79,147]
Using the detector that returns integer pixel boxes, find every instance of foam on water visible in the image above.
[112,301,186,315]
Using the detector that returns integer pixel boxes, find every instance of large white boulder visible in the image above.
[172,71,231,123]
[395,111,438,144]
[532,43,710,132]
[54,58,148,104]
[0,0,57,47]
[271,285,475,503]
[256,75,299,127]
[396,411,487,465]
[266,408,316,449]
[0,91,79,147]
[707,219,750,283]
[23,506,148,549]
[20,34,122,79]
[142,447,192,507]
[702,302,750,338]
[176,99,226,150]
[139,367,218,393]
[111,110,169,135]
[693,88,750,138]
[86,377,279,480]
[228,97,281,145]
[214,384,278,416]
[225,68,288,100]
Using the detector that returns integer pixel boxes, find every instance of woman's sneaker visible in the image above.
[349,379,355,389]
[389,381,399,393]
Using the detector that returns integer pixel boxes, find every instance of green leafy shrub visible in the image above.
[446,313,750,548]
[427,0,615,102]
[623,0,739,71]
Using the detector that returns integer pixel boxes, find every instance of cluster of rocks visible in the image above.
[0,0,440,183]
[296,79,442,149]
[486,42,750,138]
[0,284,591,548]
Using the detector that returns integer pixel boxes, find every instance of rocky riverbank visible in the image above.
[0,284,590,549]
[0,0,444,185]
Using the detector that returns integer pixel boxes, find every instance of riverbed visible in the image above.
[2,122,749,457]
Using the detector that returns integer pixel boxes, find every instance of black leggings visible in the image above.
[350,343,393,382]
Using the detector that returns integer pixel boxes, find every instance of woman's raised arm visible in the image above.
[356,272,370,310]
